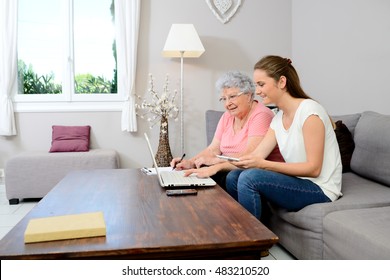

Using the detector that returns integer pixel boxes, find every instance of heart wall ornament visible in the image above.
[205,0,242,24]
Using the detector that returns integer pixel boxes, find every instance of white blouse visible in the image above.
[270,99,342,201]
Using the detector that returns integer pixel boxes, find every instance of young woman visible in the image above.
[226,55,342,220]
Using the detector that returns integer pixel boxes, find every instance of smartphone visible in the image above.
[166,189,198,196]
[216,155,240,162]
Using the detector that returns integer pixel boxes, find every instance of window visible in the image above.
[16,0,123,110]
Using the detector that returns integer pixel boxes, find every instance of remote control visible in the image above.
[166,189,198,196]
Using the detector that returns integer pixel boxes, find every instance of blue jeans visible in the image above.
[226,169,331,220]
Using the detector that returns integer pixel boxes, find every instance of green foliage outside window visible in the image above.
[75,73,115,94]
[18,60,62,94]
[18,60,117,94]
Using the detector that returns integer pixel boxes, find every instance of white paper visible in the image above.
[141,167,172,175]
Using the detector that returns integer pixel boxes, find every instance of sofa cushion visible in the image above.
[269,213,323,259]
[323,207,390,259]
[5,149,119,201]
[205,110,224,146]
[350,111,390,186]
[269,172,390,259]
[271,172,390,234]
[332,113,361,137]
[334,120,355,173]
[49,125,91,152]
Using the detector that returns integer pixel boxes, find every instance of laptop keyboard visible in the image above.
[161,171,206,186]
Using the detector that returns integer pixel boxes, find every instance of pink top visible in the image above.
[214,102,284,161]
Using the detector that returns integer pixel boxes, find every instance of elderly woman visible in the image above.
[171,70,283,189]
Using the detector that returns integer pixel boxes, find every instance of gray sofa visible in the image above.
[5,149,119,205]
[206,110,390,259]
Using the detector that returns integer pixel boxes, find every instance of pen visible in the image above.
[172,153,186,170]
[141,167,152,174]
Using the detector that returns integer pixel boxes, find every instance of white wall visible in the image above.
[292,0,390,115]
[3,0,388,170]
[138,0,291,162]
[0,0,291,169]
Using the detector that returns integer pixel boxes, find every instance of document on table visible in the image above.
[141,167,172,175]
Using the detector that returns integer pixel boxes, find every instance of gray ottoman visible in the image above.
[5,149,119,204]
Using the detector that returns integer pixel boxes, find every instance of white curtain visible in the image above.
[115,0,140,132]
[0,0,17,136]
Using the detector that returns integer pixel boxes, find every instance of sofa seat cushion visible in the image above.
[351,111,390,186]
[5,149,119,201]
[323,207,390,259]
[269,172,390,259]
[271,172,390,234]
[269,213,323,259]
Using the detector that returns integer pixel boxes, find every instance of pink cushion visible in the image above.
[49,125,91,152]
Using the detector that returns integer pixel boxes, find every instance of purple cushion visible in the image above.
[49,125,91,152]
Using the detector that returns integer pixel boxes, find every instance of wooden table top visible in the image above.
[0,169,278,259]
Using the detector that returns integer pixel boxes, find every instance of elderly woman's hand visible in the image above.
[193,156,222,168]
[183,165,218,178]
[170,158,194,170]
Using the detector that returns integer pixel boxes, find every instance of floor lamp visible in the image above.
[162,24,205,155]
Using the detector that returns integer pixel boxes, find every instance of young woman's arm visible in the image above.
[235,115,325,178]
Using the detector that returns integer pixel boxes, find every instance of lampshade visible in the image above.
[162,24,205,58]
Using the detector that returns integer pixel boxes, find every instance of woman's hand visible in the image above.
[231,154,266,169]
[183,165,219,178]
[193,156,221,168]
[170,158,194,170]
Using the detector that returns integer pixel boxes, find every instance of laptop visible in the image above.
[144,133,216,188]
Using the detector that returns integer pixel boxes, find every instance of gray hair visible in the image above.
[215,71,255,99]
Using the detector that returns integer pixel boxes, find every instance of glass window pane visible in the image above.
[17,0,63,94]
[74,0,117,94]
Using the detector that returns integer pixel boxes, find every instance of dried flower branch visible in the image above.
[135,74,179,133]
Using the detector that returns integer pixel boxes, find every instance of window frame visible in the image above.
[14,0,124,112]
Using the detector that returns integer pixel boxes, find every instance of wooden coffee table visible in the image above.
[0,169,278,259]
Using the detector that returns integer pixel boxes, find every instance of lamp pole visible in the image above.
[162,24,205,156]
